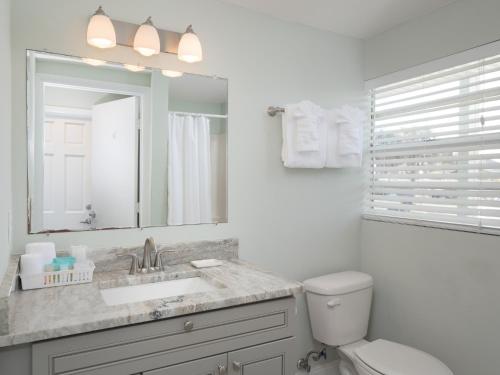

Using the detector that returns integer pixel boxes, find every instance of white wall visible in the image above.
[0,0,12,281]
[10,0,364,355]
[363,0,500,80]
[361,221,500,375]
[362,2,500,375]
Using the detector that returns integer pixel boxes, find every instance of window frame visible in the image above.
[364,43,500,235]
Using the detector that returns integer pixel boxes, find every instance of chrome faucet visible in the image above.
[140,237,157,273]
[123,237,172,275]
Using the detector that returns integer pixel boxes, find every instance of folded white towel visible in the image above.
[337,105,365,156]
[282,101,326,168]
[325,106,365,168]
[293,101,323,152]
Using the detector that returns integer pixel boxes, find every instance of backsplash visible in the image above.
[88,238,239,273]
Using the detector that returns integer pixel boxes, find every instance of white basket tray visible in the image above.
[20,261,95,290]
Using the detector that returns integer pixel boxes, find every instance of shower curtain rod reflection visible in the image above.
[169,111,228,119]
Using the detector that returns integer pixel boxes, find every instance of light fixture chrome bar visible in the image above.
[112,19,181,54]
[267,106,285,117]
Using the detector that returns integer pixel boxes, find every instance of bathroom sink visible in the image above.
[100,276,220,306]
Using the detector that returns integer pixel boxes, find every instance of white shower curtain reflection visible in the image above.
[168,114,212,225]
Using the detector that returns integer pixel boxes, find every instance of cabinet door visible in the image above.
[228,338,296,375]
[144,353,227,375]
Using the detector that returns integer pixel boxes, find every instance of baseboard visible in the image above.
[295,359,339,375]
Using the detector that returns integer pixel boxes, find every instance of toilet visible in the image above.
[304,271,453,375]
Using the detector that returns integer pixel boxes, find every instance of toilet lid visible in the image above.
[354,340,453,375]
[303,271,373,295]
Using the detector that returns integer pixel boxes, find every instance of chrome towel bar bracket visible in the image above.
[267,106,285,117]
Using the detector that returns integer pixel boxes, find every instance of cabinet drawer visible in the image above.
[33,298,296,375]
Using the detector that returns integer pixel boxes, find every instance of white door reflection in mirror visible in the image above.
[43,117,91,230]
[91,97,138,228]
[34,82,140,232]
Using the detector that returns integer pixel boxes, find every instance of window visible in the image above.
[365,53,500,233]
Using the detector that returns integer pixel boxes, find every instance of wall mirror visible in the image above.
[27,50,228,233]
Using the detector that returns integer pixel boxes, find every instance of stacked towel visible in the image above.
[326,105,365,168]
[294,101,323,152]
[281,101,365,169]
[281,101,326,168]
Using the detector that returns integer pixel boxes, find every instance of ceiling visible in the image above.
[45,87,127,110]
[220,0,456,39]
[169,74,228,105]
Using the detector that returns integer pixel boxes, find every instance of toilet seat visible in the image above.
[353,339,453,375]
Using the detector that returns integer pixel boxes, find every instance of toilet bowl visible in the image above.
[303,272,453,375]
[338,339,453,375]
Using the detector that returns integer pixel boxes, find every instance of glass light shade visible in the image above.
[161,70,183,78]
[124,64,145,72]
[87,7,116,49]
[178,25,203,63]
[134,17,160,57]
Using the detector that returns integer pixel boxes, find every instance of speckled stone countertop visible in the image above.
[0,239,303,348]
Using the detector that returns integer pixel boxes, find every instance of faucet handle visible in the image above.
[118,254,140,275]
[153,249,174,271]
[153,251,163,271]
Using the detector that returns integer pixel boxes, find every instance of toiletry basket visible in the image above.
[20,261,95,290]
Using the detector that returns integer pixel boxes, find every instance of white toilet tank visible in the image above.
[304,271,373,346]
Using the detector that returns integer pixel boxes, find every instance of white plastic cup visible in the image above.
[70,245,88,262]
[20,253,45,275]
[25,242,56,265]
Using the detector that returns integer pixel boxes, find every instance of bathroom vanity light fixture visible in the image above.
[87,6,116,49]
[161,70,184,78]
[177,25,203,63]
[86,8,204,62]
[133,17,161,57]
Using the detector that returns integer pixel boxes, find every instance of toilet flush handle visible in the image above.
[327,298,341,309]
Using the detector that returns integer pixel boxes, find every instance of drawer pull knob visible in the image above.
[218,364,227,375]
[184,321,194,331]
[233,361,242,370]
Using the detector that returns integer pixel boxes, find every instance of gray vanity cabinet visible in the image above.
[32,298,297,375]
[144,354,228,375]
[142,339,296,375]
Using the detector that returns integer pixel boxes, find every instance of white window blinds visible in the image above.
[365,53,500,232]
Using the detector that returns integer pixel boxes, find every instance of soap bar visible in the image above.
[190,259,223,268]
[70,245,88,262]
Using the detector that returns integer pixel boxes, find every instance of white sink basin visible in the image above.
[100,277,219,306]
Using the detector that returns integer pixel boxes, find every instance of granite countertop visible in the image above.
[0,239,303,348]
